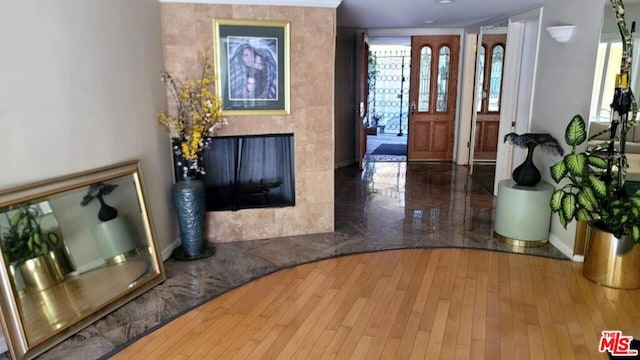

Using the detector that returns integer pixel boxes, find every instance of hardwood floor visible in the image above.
[113,248,640,359]
[5,162,571,360]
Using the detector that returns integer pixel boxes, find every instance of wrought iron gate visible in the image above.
[368,48,411,135]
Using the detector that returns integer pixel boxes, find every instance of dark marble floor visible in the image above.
[4,161,568,360]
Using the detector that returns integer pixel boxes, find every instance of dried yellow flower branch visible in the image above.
[156,51,227,178]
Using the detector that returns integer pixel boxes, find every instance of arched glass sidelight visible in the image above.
[418,46,432,112]
[488,45,504,111]
[436,46,451,112]
[476,45,486,112]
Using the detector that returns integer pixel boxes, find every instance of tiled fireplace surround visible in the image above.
[161,3,336,242]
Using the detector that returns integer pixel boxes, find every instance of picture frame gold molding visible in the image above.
[0,161,166,360]
[213,18,291,116]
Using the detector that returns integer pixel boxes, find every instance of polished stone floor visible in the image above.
[3,161,567,360]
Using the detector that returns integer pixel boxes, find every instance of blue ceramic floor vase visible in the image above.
[172,178,206,257]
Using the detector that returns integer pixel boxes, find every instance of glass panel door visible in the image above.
[418,46,432,112]
[436,46,451,112]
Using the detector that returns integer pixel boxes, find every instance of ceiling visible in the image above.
[336,0,548,29]
[170,0,639,32]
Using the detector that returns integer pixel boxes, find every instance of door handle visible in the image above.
[358,102,365,117]
[410,101,416,115]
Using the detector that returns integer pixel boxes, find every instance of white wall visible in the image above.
[601,3,640,37]
[0,2,175,254]
[532,0,606,258]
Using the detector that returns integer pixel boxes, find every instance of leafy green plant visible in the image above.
[0,205,61,264]
[549,114,640,242]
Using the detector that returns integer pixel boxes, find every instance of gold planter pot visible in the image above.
[19,255,63,292]
[583,223,640,289]
[18,247,74,292]
[47,246,74,280]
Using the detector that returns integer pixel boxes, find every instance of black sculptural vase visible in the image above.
[512,143,541,186]
[97,194,118,222]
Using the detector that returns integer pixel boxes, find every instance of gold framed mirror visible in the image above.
[0,161,165,360]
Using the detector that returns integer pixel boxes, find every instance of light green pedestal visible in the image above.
[494,179,553,247]
[93,217,140,263]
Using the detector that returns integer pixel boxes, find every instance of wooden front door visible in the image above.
[408,35,460,161]
[474,34,506,161]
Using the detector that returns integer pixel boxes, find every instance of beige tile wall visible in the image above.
[160,3,336,242]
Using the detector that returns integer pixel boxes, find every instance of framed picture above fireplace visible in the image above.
[213,18,290,116]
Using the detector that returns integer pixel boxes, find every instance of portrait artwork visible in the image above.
[214,19,290,115]
[227,37,278,101]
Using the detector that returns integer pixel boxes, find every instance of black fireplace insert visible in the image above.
[174,133,295,211]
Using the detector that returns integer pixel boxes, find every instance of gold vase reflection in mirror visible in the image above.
[0,161,165,360]
[1,200,73,294]
[18,255,63,292]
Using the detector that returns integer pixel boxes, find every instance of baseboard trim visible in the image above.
[162,238,182,261]
[335,159,356,169]
[75,259,108,274]
[548,233,583,262]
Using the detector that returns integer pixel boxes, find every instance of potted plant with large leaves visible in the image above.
[549,0,640,289]
[0,204,74,291]
[550,114,640,289]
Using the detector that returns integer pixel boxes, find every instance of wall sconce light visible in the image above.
[546,25,575,43]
